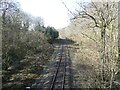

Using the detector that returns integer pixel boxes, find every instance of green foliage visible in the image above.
[45,26,59,43]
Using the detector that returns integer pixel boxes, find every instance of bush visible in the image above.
[2,28,54,84]
[45,26,59,43]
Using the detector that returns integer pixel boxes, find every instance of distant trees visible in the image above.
[45,26,59,43]
[33,17,59,43]
[33,19,59,43]
[34,17,45,32]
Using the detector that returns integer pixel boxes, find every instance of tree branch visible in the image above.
[76,2,100,27]
[82,11,100,27]
[81,32,99,44]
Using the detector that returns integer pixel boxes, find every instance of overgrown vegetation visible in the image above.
[60,1,120,88]
[1,0,59,89]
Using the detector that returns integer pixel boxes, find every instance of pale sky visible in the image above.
[18,0,90,29]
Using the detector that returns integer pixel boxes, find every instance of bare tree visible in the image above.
[0,0,20,28]
[118,1,120,64]
[73,1,118,88]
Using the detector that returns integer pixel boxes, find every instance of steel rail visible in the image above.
[50,45,63,90]
[61,47,66,90]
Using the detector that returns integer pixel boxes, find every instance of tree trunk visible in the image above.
[118,2,120,64]
[101,26,106,82]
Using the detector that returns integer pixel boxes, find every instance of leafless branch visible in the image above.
[82,11,100,27]
[81,32,99,45]
[76,2,100,27]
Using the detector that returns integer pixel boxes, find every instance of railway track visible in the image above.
[50,45,66,90]
[31,41,73,90]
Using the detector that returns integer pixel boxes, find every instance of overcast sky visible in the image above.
[18,0,90,29]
